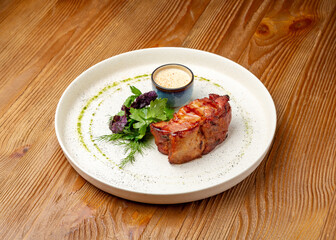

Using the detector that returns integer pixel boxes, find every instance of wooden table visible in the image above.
[1,0,336,239]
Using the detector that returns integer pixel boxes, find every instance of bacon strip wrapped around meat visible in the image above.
[150,94,232,164]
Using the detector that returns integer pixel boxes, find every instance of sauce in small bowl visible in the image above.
[151,64,194,107]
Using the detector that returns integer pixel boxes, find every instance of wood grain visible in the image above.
[226,2,336,239]
[0,0,336,239]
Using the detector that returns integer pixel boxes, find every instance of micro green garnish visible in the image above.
[98,86,174,168]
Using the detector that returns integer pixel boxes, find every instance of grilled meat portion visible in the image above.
[150,94,231,164]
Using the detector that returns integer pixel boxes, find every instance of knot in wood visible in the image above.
[10,145,30,158]
[289,17,313,32]
[257,23,270,35]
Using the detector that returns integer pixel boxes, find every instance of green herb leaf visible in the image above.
[130,86,142,96]
[116,111,125,116]
[148,98,174,121]
[137,125,148,140]
[164,107,174,119]
[129,108,145,122]
[124,95,137,108]
[133,121,145,129]
[123,86,142,107]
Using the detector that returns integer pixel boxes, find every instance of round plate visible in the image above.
[55,47,276,204]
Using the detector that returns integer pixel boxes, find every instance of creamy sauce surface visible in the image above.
[154,66,192,88]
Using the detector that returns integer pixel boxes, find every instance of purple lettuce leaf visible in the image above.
[109,114,127,133]
[131,91,157,109]
[121,105,131,117]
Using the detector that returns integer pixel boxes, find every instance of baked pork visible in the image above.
[150,94,231,164]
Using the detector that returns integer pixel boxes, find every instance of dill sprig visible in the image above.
[98,133,152,168]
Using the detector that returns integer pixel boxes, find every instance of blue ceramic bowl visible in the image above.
[151,64,194,107]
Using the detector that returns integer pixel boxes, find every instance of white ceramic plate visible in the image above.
[55,47,276,204]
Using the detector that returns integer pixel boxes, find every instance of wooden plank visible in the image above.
[0,0,127,115]
[0,0,211,239]
[320,191,336,239]
[226,3,336,239]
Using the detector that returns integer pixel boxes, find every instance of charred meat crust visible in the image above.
[150,94,231,164]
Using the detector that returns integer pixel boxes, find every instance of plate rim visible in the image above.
[55,47,277,204]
